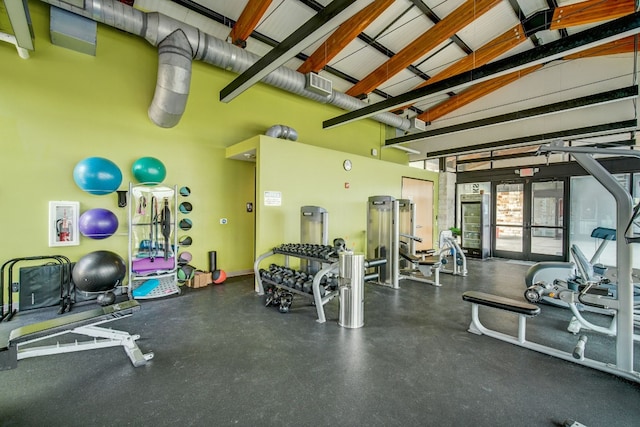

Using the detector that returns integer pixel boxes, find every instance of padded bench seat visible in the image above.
[398,250,440,266]
[398,249,442,287]
[462,291,540,316]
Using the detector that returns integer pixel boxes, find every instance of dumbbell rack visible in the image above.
[254,245,340,324]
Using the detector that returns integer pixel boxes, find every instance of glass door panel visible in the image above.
[492,180,566,261]
[530,181,564,257]
[494,183,524,257]
[462,202,481,249]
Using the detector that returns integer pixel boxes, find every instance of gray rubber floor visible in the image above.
[1,258,638,427]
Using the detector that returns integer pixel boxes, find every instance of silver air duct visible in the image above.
[266,125,298,141]
[148,29,193,128]
[39,0,411,130]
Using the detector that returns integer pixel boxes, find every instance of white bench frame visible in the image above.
[463,291,640,384]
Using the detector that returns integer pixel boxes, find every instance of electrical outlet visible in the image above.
[220,218,228,225]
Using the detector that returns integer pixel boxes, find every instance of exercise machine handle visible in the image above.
[364,258,387,268]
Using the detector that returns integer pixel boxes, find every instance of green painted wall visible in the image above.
[0,2,433,294]
[252,136,439,269]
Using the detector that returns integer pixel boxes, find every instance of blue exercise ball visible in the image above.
[79,208,119,239]
[73,157,122,195]
[72,251,126,293]
[132,157,166,184]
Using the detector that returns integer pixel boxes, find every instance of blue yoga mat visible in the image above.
[132,279,160,298]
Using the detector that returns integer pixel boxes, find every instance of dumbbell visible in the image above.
[302,279,313,294]
[326,274,339,290]
[264,286,277,307]
[272,271,285,284]
[261,268,275,281]
[279,291,293,313]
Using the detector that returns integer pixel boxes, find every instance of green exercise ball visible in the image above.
[132,157,166,185]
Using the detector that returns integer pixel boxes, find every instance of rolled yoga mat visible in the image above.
[209,251,217,272]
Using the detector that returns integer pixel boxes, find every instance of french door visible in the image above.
[492,179,567,261]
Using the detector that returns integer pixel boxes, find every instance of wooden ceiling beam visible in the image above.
[564,35,637,59]
[298,0,394,74]
[425,2,637,85]
[417,65,542,122]
[228,0,273,48]
[408,2,637,122]
[390,25,526,114]
[550,0,635,30]
[415,34,637,123]
[345,0,502,98]
[420,24,526,88]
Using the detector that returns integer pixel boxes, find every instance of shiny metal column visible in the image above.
[339,252,365,328]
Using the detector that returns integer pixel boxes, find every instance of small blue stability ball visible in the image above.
[79,208,119,239]
[73,157,123,195]
[132,157,166,185]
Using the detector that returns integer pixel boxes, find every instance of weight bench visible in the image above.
[0,300,153,371]
[398,249,441,287]
[462,291,540,344]
[461,290,640,382]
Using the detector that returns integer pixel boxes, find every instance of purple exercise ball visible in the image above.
[79,208,119,239]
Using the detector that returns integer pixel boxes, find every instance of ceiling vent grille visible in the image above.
[409,117,426,132]
[305,72,332,97]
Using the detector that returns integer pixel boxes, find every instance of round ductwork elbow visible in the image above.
[148,29,193,128]
[265,125,298,141]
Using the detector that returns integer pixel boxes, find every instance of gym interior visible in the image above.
[1,1,640,426]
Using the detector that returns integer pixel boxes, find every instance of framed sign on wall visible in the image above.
[48,201,80,247]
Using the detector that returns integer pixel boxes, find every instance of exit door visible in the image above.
[492,179,566,261]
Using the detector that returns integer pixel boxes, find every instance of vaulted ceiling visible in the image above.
[182,0,640,161]
[3,0,640,161]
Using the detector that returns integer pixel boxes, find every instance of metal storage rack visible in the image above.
[254,246,339,324]
[128,183,180,299]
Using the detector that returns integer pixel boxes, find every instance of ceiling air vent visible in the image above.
[409,117,426,132]
[305,73,332,97]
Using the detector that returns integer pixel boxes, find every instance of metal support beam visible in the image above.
[220,0,372,103]
[407,0,473,55]
[323,11,640,129]
[386,86,639,145]
[4,0,34,50]
[171,0,422,114]
[424,120,637,158]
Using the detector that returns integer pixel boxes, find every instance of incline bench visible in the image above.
[1,300,153,371]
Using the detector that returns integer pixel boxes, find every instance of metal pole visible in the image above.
[339,252,365,328]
